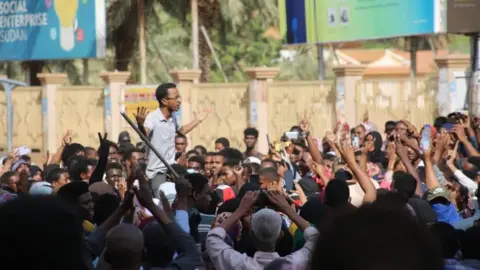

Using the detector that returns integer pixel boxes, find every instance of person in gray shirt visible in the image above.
[136,83,209,197]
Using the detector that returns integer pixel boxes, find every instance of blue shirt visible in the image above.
[432,203,461,225]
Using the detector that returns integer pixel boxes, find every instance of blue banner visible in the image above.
[0,0,106,61]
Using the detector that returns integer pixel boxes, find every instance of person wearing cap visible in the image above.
[206,191,319,270]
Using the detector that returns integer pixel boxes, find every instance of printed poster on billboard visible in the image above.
[0,0,106,60]
[280,0,443,44]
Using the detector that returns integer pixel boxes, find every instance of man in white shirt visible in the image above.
[137,83,209,197]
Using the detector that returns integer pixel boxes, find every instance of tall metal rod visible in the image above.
[138,0,147,84]
[0,79,27,152]
[191,0,199,69]
[120,112,179,179]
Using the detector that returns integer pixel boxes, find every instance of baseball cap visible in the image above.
[425,186,451,202]
[251,208,282,243]
[29,181,53,195]
[244,156,261,165]
[158,182,176,206]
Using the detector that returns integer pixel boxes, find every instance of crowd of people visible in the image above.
[1,82,480,270]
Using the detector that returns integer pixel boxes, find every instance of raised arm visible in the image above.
[395,136,423,196]
[453,124,479,157]
[299,116,322,164]
[336,141,376,204]
[89,133,110,186]
[178,109,210,135]
[134,107,150,137]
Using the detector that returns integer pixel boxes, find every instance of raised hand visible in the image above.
[233,165,244,177]
[238,191,259,213]
[335,140,356,164]
[194,108,210,122]
[134,107,148,126]
[62,130,73,146]
[266,191,291,212]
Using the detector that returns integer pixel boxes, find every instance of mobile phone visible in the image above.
[249,174,260,186]
[17,146,31,156]
[285,131,299,140]
[352,136,360,148]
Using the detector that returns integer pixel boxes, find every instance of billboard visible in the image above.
[123,86,158,119]
[0,0,106,61]
[447,0,480,33]
[280,0,444,44]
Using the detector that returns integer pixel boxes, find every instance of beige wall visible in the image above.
[3,58,470,159]
[56,86,105,148]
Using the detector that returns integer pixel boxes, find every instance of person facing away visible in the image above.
[136,83,209,197]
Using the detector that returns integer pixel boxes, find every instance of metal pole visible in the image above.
[200,26,228,83]
[317,44,325,80]
[191,0,199,69]
[138,0,147,84]
[410,37,417,79]
[0,79,27,152]
[83,59,89,84]
[120,112,179,179]
[468,33,479,114]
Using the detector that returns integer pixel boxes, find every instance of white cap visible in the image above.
[158,182,176,206]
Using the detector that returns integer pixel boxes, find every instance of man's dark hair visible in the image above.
[219,148,243,164]
[61,143,85,165]
[460,226,480,260]
[215,137,230,148]
[155,83,176,105]
[106,162,123,173]
[84,146,96,153]
[1,171,17,185]
[184,173,208,194]
[429,222,459,259]
[259,167,280,182]
[223,159,239,168]
[66,156,89,182]
[21,155,31,163]
[392,172,417,199]
[121,144,142,161]
[0,196,84,270]
[325,180,350,207]
[244,127,259,138]
[143,222,175,267]
[186,150,198,157]
[310,204,443,270]
[175,134,187,140]
[205,151,217,158]
[434,116,448,130]
[188,155,205,169]
[261,158,278,170]
[194,145,207,156]
[46,168,68,184]
[87,158,98,168]
[385,120,396,127]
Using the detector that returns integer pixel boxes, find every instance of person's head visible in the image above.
[175,134,188,153]
[155,83,181,112]
[204,152,215,177]
[86,158,97,176]
[259,167,280,190]
[464,156,480,183]
[100,223,144,270]
[105,162,123,189]
[251,208,283,252]
[429,222,459,259]
[184,173,212,213]
[185,150,198,160]
[460,226,480,260]
[61,143,85,166]
[93,194,120,226]
[12,159,30,174]
[46,167,70,189]
[57,181,94,222]
[67,155,90,182]
[84,146,97,159]
[215,137,230,152]
[193,145,207,157]
[385,120,396,136]
[30,165,44,181]
[396,121,409,136]
[260,158,278,171]
[142,221,175,268]
[187,155,204,173]
[107,141,120,162]
[392,171,417,199]
[310,205,443,270]
[211,152,224,176]
[219,147,244,164]
[117,131,131,145]
[244,127,259,149]
[325,180,350,207]
[353,125,366,143]
[0,171,19,193]
[434,116,448,130]
[407,145,419,162]
[244,162,261,176]
[121,144,145,169]
[220,160,238,186]
[0,196,84,270]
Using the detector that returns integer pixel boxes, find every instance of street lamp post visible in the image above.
[0,78,27,152]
